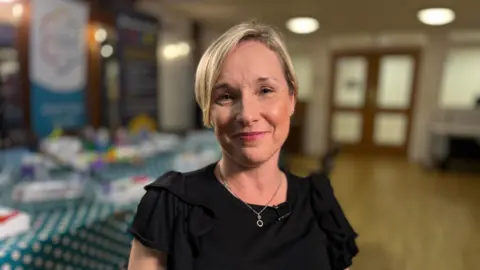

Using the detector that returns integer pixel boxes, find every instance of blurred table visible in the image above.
[0,153,175,269]
[0,202,135,270]
[0,141,221,269]
[428,110,480,169]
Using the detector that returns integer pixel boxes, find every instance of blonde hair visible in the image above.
[194,21,298,127]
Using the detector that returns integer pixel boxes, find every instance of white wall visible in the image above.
[199,27,221,52]
[302,41,331,156]
[291,54,314,102]
[136,1,196,131]
[409,34,448,163]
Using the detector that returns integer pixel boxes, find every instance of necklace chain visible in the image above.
[219,172,282,228]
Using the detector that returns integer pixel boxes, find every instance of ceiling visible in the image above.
[153,0,480,36]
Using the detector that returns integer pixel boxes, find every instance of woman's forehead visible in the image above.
[218,41,284,82]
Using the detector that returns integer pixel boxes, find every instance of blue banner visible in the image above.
[30,83,86,137]
[29,0,89,137]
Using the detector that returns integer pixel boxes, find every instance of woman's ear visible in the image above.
[290,88,297,116]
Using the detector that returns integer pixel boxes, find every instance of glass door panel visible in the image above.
[377,55,414,109]
[331,111,363,144]
[333,56,368,108]
[373,113,407,146]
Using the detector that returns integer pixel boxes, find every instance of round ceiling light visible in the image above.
[286,17,319,34]
[417,8,455,26]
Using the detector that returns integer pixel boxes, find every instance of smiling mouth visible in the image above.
[233,132,267,141]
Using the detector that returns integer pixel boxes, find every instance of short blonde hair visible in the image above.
[194,21,298,127]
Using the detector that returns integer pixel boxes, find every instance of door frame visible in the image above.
[327,48,422,155]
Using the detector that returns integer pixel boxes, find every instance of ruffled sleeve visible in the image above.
[128,170,215,270]
[309,173,359,270]
[129,184,187,253]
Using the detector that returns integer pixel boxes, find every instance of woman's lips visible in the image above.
[234,131,267,141]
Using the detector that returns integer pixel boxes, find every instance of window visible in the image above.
[440,47,480,109]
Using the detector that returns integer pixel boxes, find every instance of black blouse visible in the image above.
[129,163,358,270]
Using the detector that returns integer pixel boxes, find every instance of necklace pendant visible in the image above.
[256,215,264,227]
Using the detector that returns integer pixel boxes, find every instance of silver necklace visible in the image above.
[219,174,282,228]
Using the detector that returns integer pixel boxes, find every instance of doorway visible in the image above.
[328,49,420,155]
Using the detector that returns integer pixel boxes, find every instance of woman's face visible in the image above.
[210,40,295,167]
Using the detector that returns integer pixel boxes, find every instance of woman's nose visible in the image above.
[235,95,259,126]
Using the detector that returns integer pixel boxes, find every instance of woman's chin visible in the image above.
[233,148,277,167]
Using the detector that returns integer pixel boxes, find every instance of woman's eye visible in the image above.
[217,93,233,102]
[260,88,274,94]
[221,93,232,100]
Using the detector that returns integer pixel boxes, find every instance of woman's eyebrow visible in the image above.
[213,77,279,92]
[213,82,231,91]
[256,76,277,82]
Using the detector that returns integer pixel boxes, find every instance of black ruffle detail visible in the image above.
[309,173,359,270]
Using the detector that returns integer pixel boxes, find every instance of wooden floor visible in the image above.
[288,154,480,270]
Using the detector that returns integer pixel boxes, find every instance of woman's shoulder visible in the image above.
[145,163,218,206]
[130,164,217,254]
[284,170,331,192]
[289,171,359,268]
[302,171,360,268]
[285,170,339,214]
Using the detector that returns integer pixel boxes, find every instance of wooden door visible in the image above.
[328,50,420,155]
[284,101,306,154]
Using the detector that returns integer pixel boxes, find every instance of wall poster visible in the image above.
[116,12,159,128]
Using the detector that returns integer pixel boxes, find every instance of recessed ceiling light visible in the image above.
[286,17,319,34]
[417,8,455,26]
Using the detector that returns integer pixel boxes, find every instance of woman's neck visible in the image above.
[216,152,284,196]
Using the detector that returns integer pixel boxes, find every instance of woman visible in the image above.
[128,21,358,270]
